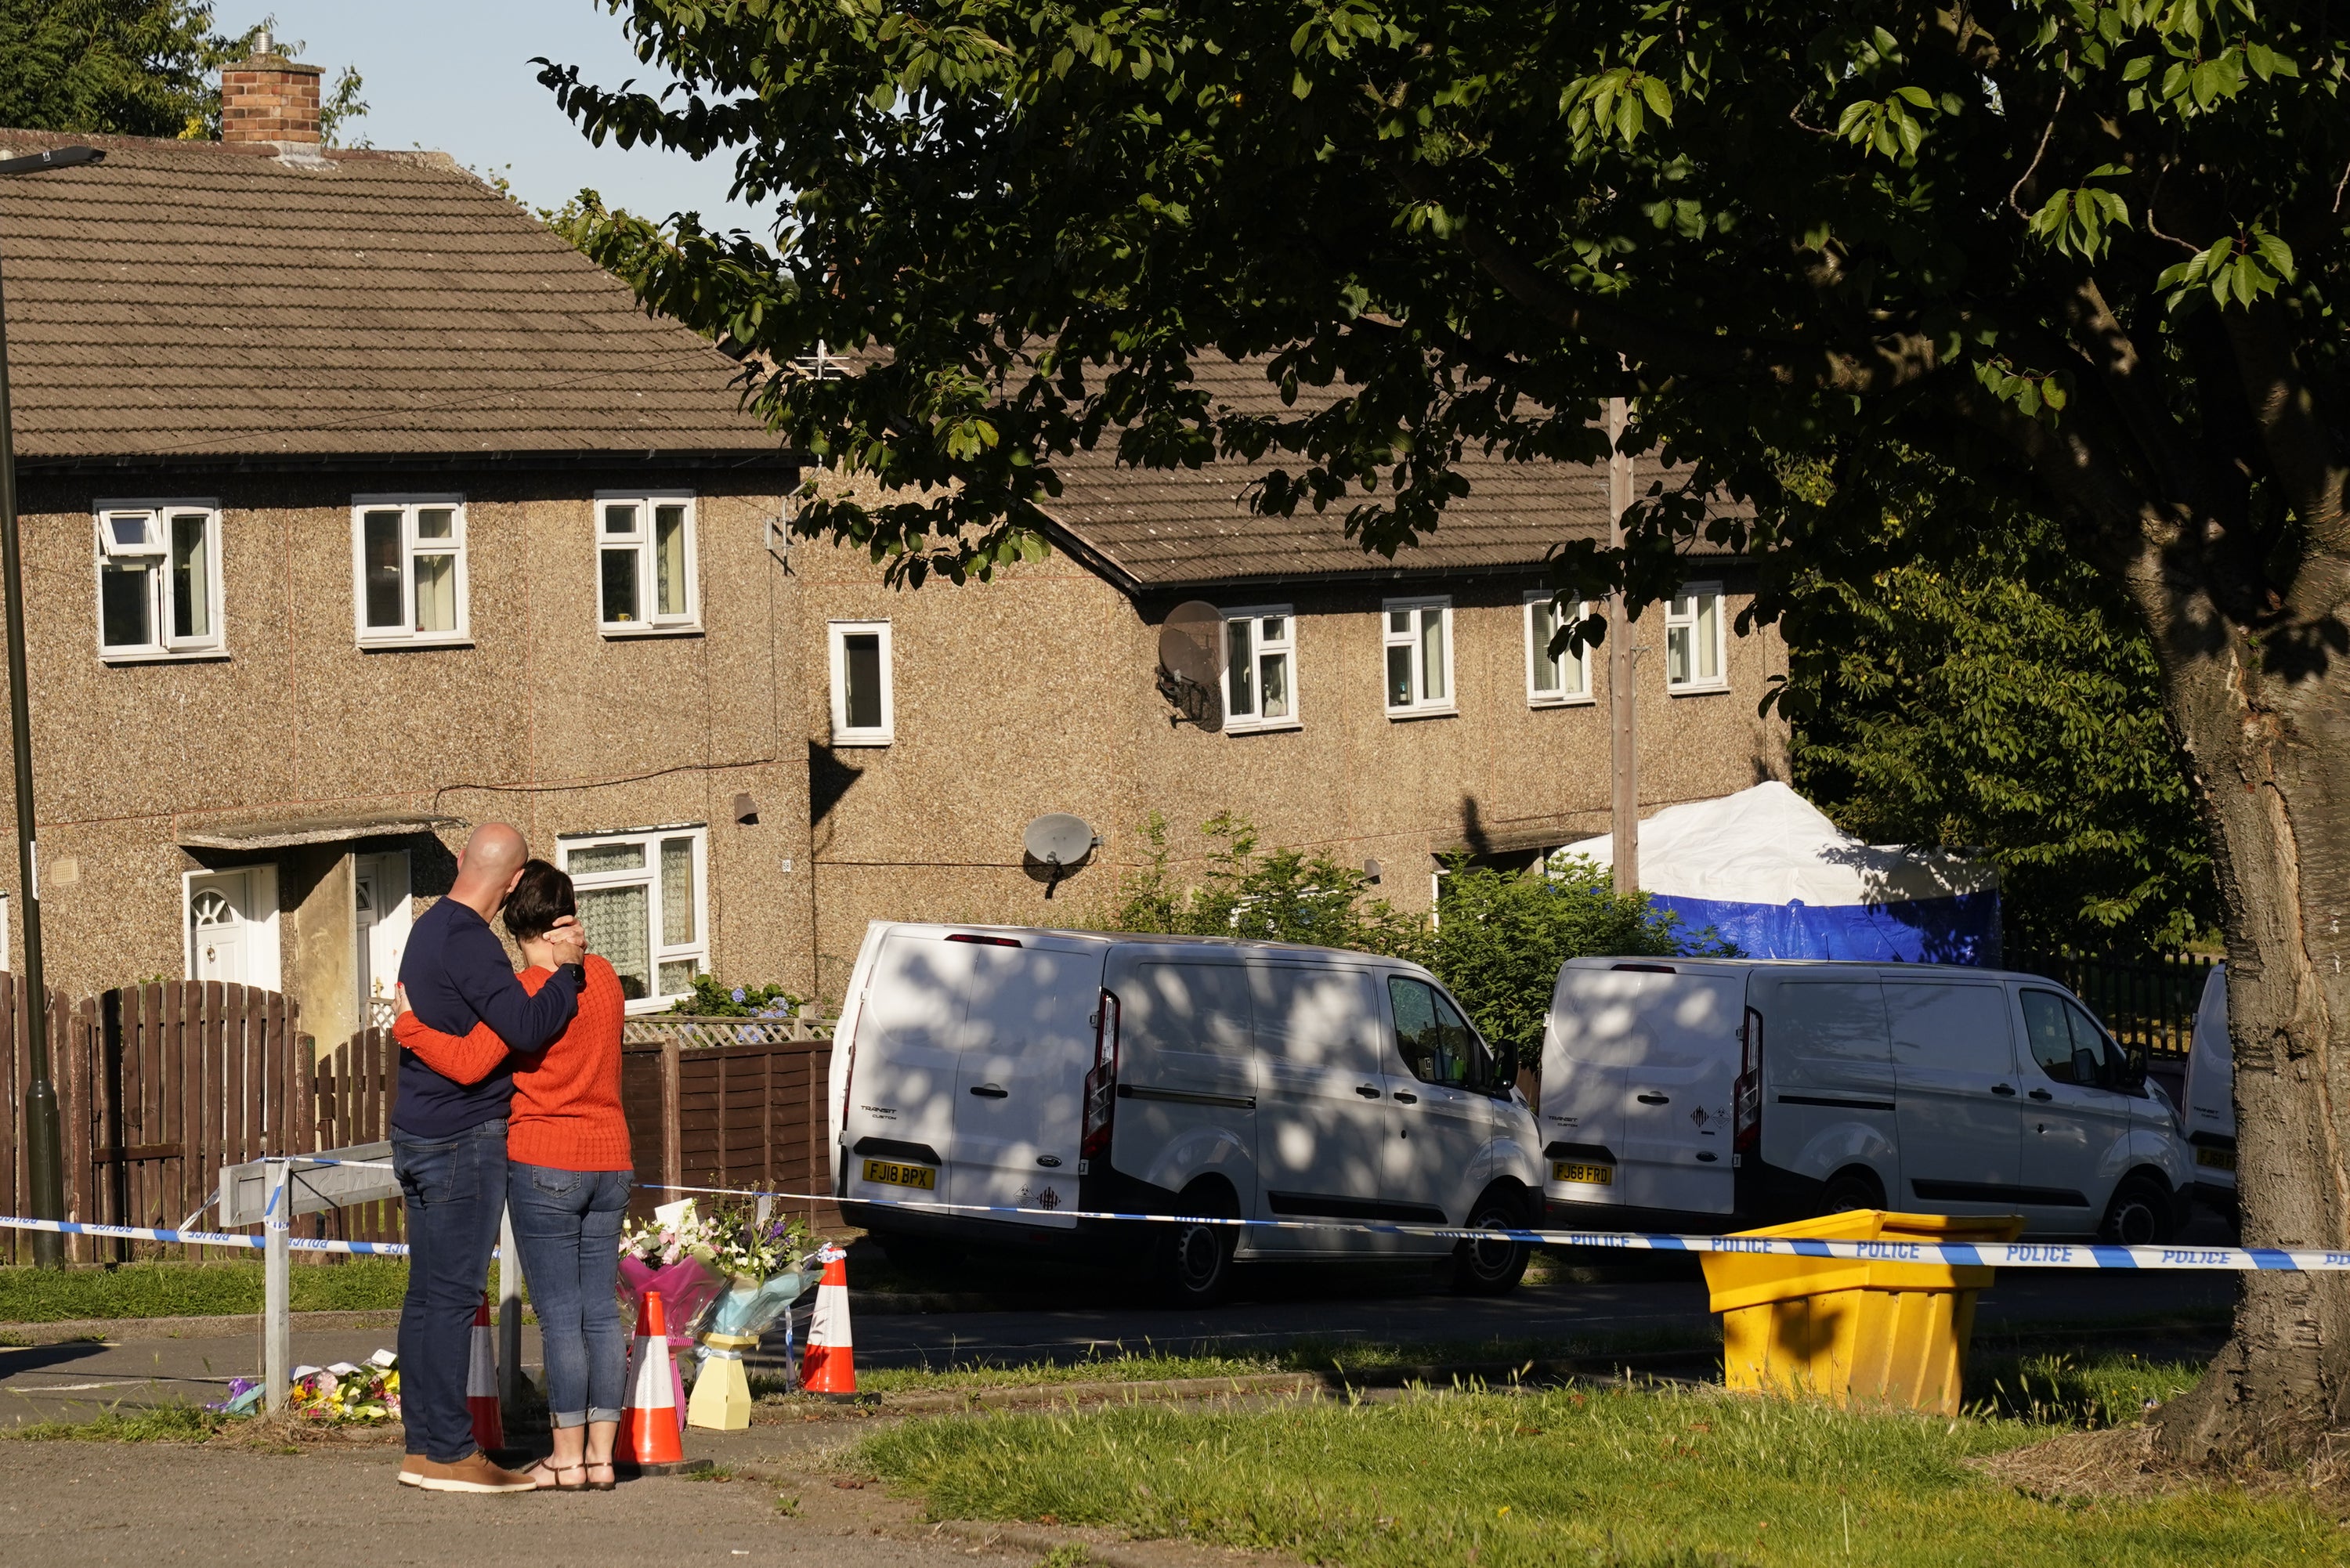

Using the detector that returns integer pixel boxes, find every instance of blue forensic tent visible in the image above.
[1560,782,2002,964]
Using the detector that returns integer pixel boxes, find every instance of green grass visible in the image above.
[859,1381,2344,1567]
[761,1327,1726,1400]
[1970,1353,2207,1429]
[2,1404,230,1443]
[0,1259,424,1322]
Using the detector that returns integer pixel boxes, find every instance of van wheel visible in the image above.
[2102,1173,2177,1246]
[1152,1184,1238,1308]
[1817,1168,1884,1216]
[1450,1187,1531,1297]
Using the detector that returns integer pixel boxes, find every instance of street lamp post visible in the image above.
[0,143,105,1267]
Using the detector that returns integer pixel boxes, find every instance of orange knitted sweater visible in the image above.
[392,955,631,1172]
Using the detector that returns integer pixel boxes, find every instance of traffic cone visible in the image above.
[618,1290,686,1469]
[466,1293,503,1452]
[801,1245,857,1398]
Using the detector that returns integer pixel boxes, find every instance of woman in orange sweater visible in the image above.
[396,860,629,1492]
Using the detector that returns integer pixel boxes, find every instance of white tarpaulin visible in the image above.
[1560,782,2001,963]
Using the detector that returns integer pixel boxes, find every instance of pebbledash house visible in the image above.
[0,43,1787,1037]
[0,49,808,1047]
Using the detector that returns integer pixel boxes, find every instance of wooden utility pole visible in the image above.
[1607,396,1639,897]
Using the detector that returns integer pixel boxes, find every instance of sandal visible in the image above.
[584,1460,617,1493]
[525,1458,588,1492]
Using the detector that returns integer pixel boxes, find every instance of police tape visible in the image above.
[635,1180,2321,1272]
[0,1215,409,1255]
[3,1178,2294,1275]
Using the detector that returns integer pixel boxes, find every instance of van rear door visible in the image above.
[841,930,977,1212]
[1541,965,1635,1200]
[1615,973,1741,1215]
[950,938,1101,1230]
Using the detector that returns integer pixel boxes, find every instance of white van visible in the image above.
[2182,963,2236,1211]
[828,922,1545,1303]
[1538,959,2196,1244]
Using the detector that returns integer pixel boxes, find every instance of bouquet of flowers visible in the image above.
[278,1349,401,1422]
[617,1199,725,1347]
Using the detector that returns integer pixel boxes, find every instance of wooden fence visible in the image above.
[3,991,842,1264]
[620,1013,839,1234]
[0,979,307,1264]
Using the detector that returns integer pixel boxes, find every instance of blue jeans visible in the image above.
[507,1162,631,1427]
[392,1118,508,1461]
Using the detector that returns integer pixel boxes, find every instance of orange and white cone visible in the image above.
[466,1293,503,1452]
[618,1290,685,1468]
[801,1245,857,1398]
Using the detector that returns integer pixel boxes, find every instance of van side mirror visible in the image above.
[1484,1042,1520,1093]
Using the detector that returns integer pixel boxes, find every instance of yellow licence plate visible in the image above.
[2196,1146,2237,1172]
[1553,1161,1614,1187]
[862,1158,937,1190]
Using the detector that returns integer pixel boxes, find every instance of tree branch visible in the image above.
[2007,82,2066,219]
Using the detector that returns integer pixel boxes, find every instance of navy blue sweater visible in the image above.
[390,897,581,1139]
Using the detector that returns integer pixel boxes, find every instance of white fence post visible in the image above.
[497,1201,522,1413]
[262,1159,291,1412]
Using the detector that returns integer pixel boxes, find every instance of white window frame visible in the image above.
[828,620,895,746]
[1665,581,1730,694]
[179,865,282,990]
[593,490,700,635]
[92,500,226,662]
[1382,596,1456,718]
[1220,605,1300,735]
[351,495,470,649]
[558,825,710,1015]
[1524,592,1594,706]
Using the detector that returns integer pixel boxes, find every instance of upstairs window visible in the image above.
[95,503,224,659]
[560,827,707,1012]
[1221,606,1298,733]
[353,497,468,646]
[1383,597,1455,717]
[596,493,698,634]
[1524,593,1593,706]
[1665,583,1726,692]
[829,620,894,746]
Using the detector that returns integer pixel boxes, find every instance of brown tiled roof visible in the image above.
[1039,356,1735,591]
[0,129,782,465]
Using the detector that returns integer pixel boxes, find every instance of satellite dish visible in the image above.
[1156,601,1224,732]
[1023,813,1099,898]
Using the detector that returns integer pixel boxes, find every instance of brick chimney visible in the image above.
[219,31,324,151]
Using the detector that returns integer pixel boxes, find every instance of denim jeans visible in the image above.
[507,1162,631,1426]
[392,1117,508,1462]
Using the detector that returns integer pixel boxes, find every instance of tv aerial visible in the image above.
[1156,601,1224,731]
[1022,813,1100,899]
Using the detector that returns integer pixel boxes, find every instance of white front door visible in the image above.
[187,868,278,988]
[353,851,413,1022]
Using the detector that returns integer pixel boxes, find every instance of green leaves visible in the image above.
[1563,59,1674,146]
[2156,223,2296,309]
[1835,85,1936,160]
[1973,359,2070,418]
[2025,166,2131,259]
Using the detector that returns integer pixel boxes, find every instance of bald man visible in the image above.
[392,823,585,1494]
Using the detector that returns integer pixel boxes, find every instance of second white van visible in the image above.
[1538,958,2196,1243]
[828,923,1545,1303]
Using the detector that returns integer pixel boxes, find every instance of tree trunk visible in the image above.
[2135,526,2350,1465]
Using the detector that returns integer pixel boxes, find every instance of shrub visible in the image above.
[667,975,806,1018]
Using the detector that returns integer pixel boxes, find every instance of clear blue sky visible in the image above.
[253,1,772,237]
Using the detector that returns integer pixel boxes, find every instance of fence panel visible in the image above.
[618,1013,839,1234]
[2009,951,2217,1059]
